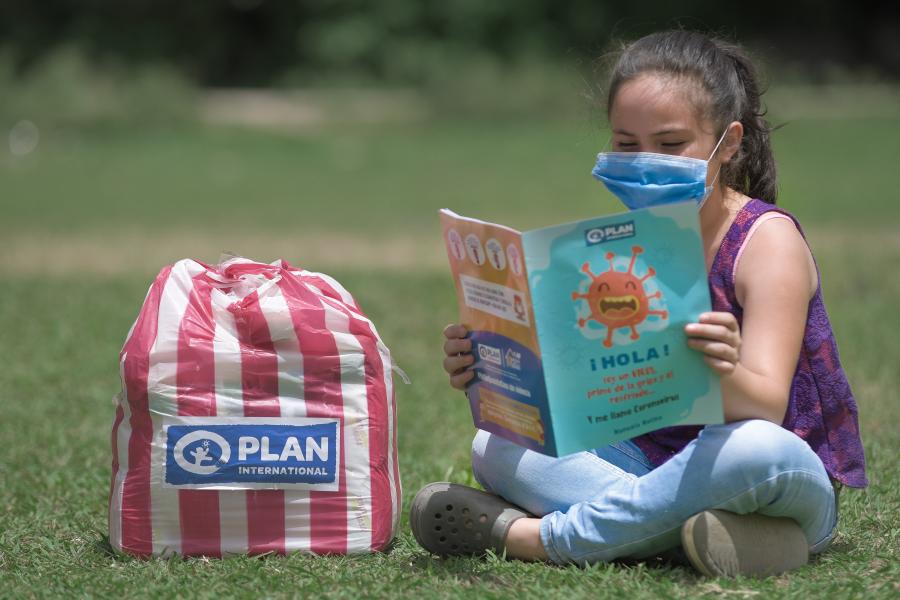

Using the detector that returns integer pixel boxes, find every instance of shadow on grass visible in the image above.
[93,531,407,565]
[407,554,514,585]
[93,533,119,559]
[406,550,694,583]
[809,534,858,568]
[818,536,857,555]
[92,532,192,563]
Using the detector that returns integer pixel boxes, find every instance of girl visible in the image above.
[410,30,867,577]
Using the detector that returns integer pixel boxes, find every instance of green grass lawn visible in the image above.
[1,110,898,597]
[2,112,900,237]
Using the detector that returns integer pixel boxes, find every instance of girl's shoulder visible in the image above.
[733,199,818,305]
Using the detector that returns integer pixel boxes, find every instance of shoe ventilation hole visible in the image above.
[479,514,488,523]
[435,513,442,519]
[447,516,455,523]
[446,504,453,511]
[465,519,473,528]
[452,528,458,534]
[451,544,459,551]
[439,536,446,543]
[434,525,441,531]
[462,508,470,515]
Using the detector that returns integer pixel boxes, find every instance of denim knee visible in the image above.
[703,419,828,485]
[699,420,837,548]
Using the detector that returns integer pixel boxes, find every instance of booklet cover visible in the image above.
[440,201,723,457]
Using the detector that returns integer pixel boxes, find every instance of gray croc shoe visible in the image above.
[681,510,809,577]
[410,482,530,557]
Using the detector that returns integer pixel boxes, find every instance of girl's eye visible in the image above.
[616,142,638,149]
[660,142,686,148]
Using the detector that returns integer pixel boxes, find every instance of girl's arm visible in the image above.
[686,217,818,424]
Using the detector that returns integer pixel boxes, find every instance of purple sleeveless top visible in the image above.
[632,199,868,488]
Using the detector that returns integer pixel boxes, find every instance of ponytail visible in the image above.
[605,30,779,204]
[717,41,778,204]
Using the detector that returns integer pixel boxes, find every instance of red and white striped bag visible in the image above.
[108,257,402,557]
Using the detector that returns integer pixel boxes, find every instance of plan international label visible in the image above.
[162,417,341,491]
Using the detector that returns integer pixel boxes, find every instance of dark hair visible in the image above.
[604,30,778,204]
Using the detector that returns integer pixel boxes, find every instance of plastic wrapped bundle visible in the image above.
[108,257,402,557]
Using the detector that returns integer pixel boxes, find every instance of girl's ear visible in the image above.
[721,121,743,163]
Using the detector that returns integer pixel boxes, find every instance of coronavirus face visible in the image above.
[572,245,668,347]
[588,269,649,324]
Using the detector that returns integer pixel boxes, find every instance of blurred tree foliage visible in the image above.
[0,0,898,86]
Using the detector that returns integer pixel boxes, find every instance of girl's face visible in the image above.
[609,73,737,180]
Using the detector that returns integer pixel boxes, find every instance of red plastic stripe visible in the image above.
[318,292,392,550]
[232,291,286,555]
[108,403,125,543]
[119,265,172,557]
[176,275,222,557]
[278,275,348,554]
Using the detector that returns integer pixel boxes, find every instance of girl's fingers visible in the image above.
[698,312,739,330]
[450,369,475,390]
[442,324,474,389]
[443,323,469,340]
[443,353,474,375]
[687,338,739,362]
[704,355,737,375]
[686,313,741,373]
[684,322,740,346]
[686,312,739,344]
[443,337,472,356]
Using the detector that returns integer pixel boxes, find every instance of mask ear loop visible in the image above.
[705,125,731,192]
[699,126,732,211]
[707,126,730,162]
[599,131,613,154]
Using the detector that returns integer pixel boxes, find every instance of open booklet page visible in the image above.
[521,201,723,456]
[440,210,556,454]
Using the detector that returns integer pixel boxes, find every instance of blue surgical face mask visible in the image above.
[591,129,728,211]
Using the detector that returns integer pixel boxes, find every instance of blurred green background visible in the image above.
[1,2,898,598]
[1,0,899,274]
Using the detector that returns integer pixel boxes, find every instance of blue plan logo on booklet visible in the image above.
[585,220,636,245]
[163,417,341,491]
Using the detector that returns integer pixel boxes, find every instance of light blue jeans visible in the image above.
[471,419,839,565]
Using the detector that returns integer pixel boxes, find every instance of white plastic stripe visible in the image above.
[109,356,132,550]
[302,270,358,309]
[257,285,307,419]
[146,259,202,555]
[121,283,154,349]
[323,296,400,537]
[258,285,311,552]
[211,301,248,554]
[336,305,401,541]
[322,300,372,552]
[210,292,250,417]
[376,337,401,534]
[317,286,399,543]
[216,491,248,555]
[330,308,399,534]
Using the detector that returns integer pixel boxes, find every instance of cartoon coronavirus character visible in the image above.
[571,245,668,348]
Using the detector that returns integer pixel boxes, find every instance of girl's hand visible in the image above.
[442,324,475,390]
[685,312,741,375]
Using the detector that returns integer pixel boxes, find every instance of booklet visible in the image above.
[440,201,723,457]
